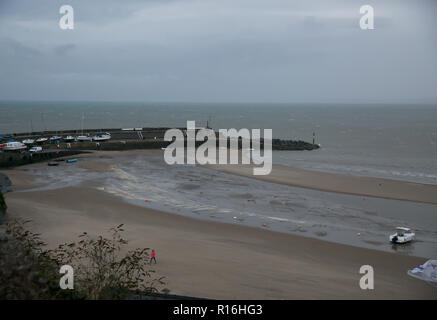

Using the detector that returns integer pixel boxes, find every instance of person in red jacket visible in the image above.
[150,249,157,264]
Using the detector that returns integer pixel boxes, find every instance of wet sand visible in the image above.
[208,163,437,204]
[31,149,437,204]
[2,157,436,299]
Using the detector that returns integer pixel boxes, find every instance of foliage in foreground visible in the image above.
[0,220,165,299]
[0,191,6,212]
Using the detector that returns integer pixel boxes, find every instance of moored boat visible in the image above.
[63,136,76,142]
[22,139,35,145]
[36,137,48,144]
[50,136,62,142]
[76,135,92,142]
[390,227,415,244]
[92,132,111,141]
[0,141,27,151]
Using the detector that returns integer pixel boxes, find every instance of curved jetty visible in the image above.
[0,127,319,167]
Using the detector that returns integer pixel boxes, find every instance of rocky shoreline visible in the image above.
[0,173,9,224]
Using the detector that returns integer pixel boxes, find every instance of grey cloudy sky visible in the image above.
[0,0,436,103]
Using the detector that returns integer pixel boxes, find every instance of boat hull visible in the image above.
[76,136,92,142]
[1,142,27,151]
[390,234,415,244]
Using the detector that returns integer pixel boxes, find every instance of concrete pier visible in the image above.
[0,127,319,168]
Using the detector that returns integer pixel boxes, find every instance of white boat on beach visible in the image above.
[22,139,35,145]
[76,135,92,142]
[390,227,415,244]
[36,137,48,144]
[0,141,27,151]
[63,136,76,142]
[92,132,111,141]
[50,135,62,142]
[76,113,93,142]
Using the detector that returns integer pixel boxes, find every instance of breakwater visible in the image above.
[2,127,319,150]
[0,127,319,168]
[38,138,318,152]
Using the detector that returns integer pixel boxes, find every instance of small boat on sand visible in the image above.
[64,136,76,142]
[36,137,48,143]
[66,158,78,163]
[48,162,59,166]
[390,227,415,244]
[50,136,62,142]
[76,135,92,142]
[92,132,111,141]
[0,142,27,151]
[22,139,35,145]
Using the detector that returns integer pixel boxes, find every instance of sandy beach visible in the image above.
[1,150,436,299]
[3,0,437,303]
[208,163,437,205]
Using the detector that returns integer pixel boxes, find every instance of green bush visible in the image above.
[0,220,164,299]
[0,219,79,299]
[51,224,165,299]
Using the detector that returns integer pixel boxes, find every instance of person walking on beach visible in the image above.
[150,249,157,264]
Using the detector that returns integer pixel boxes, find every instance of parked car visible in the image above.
[29,146,43,153]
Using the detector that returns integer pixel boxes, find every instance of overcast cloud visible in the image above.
[0,0,436,103]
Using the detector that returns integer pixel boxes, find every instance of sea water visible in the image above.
[1,101,436,184]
